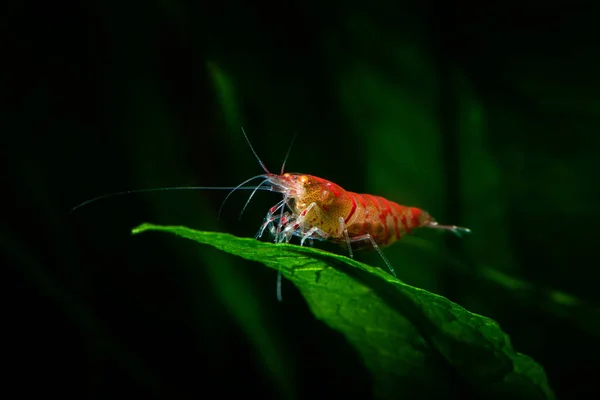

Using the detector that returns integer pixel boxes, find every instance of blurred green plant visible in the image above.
[132,223,555,400]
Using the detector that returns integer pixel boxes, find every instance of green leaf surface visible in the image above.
[132,223,555,400]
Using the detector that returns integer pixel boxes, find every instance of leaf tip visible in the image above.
[131,223,155,235]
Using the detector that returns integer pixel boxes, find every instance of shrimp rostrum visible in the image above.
[254,172,470,277]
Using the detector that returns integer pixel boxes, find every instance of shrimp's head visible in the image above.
[266,173,309,200]
[267,173,351,231]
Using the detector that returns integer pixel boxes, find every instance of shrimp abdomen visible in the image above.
[342,193,428,249]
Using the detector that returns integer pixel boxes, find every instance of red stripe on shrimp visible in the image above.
[410,207,421,227]
[344,193,358,224]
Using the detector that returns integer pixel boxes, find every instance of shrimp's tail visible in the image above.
[425,221,471,237]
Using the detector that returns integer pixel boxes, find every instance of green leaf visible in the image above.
[132,223,555,400]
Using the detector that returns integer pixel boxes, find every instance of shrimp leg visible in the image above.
[255,199,286,239]
[300,227,323,246]
[283,202,329,245]
[338,217,397,277]
[339,217,353,260]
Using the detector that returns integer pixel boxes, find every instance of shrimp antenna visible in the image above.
[279,131,297,174]
[241,127,271,174]
[238,178,270,220]
[69,182,271,214]
[70,128,280,214]
[217,174,269,219]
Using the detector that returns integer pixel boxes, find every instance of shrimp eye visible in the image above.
[299,175,308,184]
[283,173,290,177]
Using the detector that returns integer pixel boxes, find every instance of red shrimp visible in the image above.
[226,130,469,300]
[70,128,470,300]
[255,173,470,278]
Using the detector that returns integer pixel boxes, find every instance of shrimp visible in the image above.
[70,128,470,301]
[235,130,470,300]
[254,173,470,278]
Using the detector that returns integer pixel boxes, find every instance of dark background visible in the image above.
[6,1,600,399]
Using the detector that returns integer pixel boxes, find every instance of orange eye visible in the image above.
[283,173,290,177]
[299,175,308,183]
